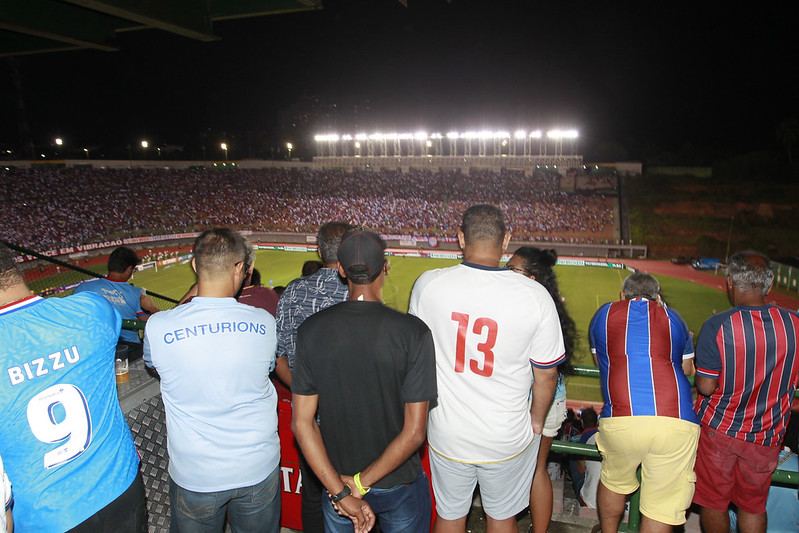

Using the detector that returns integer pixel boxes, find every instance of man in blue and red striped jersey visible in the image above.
[589,271,699,533]
[694,250,799,533]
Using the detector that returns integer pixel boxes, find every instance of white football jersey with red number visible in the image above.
[410,263,564,463]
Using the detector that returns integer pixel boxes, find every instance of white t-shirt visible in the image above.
[581,433,601,509]
[1,454,10,532]
[410,263,564,462]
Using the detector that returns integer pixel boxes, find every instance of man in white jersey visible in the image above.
[144,228,280,533]
[409,204,564,533]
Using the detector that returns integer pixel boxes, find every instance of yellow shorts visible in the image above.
[596,416,699,525]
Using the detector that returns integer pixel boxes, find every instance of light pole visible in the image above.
[141,140,149,159]
[83,148,89,159]
[54,138,63,156]
[156,147,161,159]
[287,142,293,160]
[220,143,228,161]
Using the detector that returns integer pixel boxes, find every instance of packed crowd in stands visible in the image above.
[0,167,614,251]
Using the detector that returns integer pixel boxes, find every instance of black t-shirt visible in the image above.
[294,300,437,488]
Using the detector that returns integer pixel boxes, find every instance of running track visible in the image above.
[616,259,799,311]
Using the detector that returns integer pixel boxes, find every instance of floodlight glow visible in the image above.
[415,132,428,140]
[561,130,578,139]
[529,131,542,138]
[397,133,414,140]
[430,133,443,139]
[355,133,367,140]
[426,140,432,147]
[341,134,352,141]
[55,138,63,146]
[447,131,459,139]
[478,131,493,139]
[286,142,293,150]
[514,130,526,139]
[369,133,383,140]
[547,130,562,139]
[141,140,149,148]
[354,142,361,148]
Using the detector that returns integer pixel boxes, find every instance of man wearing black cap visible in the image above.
[292,230,437,533]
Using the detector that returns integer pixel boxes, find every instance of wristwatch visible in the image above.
[330,484,352,503]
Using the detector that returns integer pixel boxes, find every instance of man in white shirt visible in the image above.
[409,204,564,533]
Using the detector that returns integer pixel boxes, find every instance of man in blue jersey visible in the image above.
[144,228,280,533]
[74,246,160,359]
[589,272,699,533]
[0,243,146,532]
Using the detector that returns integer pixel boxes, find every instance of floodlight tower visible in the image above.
[141,140,149,159]
[447,132,458,156]
[220,142,228,161]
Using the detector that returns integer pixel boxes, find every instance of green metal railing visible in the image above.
[559,366,798,531]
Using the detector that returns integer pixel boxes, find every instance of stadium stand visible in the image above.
[0,167,615,253]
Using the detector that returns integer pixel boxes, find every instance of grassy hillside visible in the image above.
[628,175,799,259]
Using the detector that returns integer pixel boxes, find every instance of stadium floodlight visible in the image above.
[83,148,89,159]
[514,130,526,139]
[547,130,562,139]
[446,131,459,139]
[430,133,443,139]
[220,142,228,161]
[529,130,542,138]
[461,131,478,139]
[561,130,579,139]
[397,133,414,140]
[478,130,493,139]
[55,138,63,146]
[354,142,361,148]
[414,131,428,140]
[141,140,149,148]
[341,134,352,141]
[354,133,367,141]
[494,131,510,139]
[426,140,432,147]
[287,142,293,159]
[369,133,384,140]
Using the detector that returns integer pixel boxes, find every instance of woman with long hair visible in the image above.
[506,246,577,533]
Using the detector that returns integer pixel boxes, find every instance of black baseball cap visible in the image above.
[337,230,386,281]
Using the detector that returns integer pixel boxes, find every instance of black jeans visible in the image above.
[68,470,147,533]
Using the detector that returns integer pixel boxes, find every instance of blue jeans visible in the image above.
[322,472,431,533]
[169,465,280,533]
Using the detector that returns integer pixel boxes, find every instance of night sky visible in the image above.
[1,0,796,161]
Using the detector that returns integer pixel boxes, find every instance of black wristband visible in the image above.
[330,484,351,503]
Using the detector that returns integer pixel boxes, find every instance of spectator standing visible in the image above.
[144,229,280,533]
[275,221,352,533]
[693,251,799,533]
[73,245,160,359]
[589,272,699,532]
[293,230,437,532]
[238,268,280,317]
[409,205,564,533]
[0,243,146,532]
[506,246,577,533]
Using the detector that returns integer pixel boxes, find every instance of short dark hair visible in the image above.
[461,204,506,246]
[193,228,250,279]
[580,407,599,429]
[250,268,262,286]
[317,221,354,264]
[727,250,774,296]
[108,246,141,273]
[0,243,24,291]
[302,260,323,277]
[622,272,660,300]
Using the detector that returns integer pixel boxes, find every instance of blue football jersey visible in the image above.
[74,277,145,343]
[0,293,140,532]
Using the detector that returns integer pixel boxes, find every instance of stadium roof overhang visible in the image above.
[0,0,322,57]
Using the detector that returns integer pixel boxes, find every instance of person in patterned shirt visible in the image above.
[274,220,352,533]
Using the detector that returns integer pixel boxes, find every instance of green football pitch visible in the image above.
[126,249,730,403]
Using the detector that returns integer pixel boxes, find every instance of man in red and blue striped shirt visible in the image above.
[694,250,799,533]
[589,272,699,533]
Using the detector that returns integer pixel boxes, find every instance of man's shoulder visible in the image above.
[55,291,117,318]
